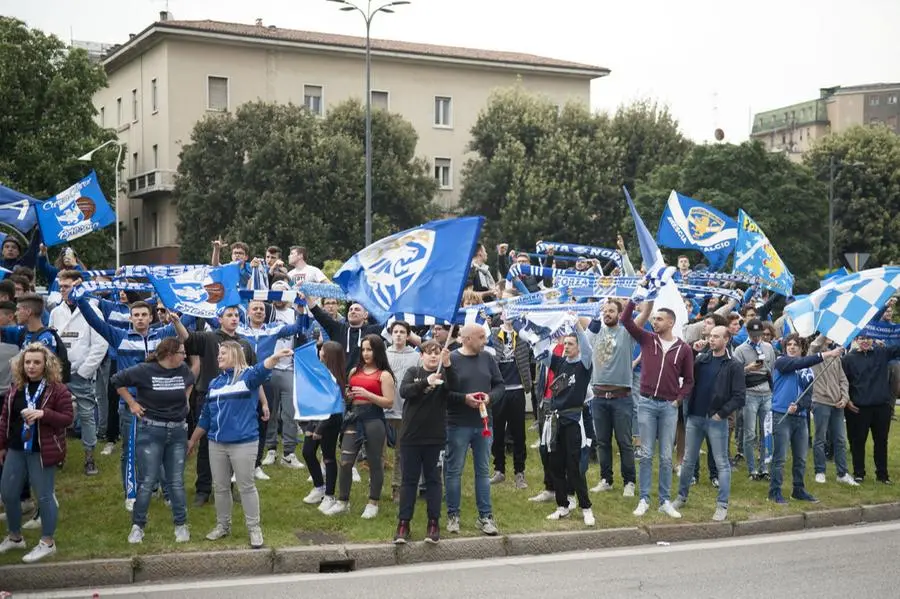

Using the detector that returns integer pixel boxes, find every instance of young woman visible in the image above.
[300,341,346,513]
[111,338,195,544]
[187,342,291,549]
[0,343,73,563]
[324,334,395,519]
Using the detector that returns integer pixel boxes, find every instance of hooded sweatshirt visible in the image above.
[385,344,421,419]
[809,336,849,407]
[622,300,694,402]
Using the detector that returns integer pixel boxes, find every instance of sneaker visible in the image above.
[101,442,116,456]
[658,500,682,519]
[490,471,506,484]
[23,514,41,530]
[124,498,135,512]
[546,506,570,521]
[854,475,865,484]
[633,498,650,516]
[760,471,771,481]
[280,453,305,469]
[84,457,99,476]
[193,493,209,507]
[591,478,613,493]
[690,477,698,486]
[425,519,440,544]
[530,440,541,449]
[768,491,788,504]
[261,450,276,466]
[583,508,596,527]
[249,526,264,549]
[878,478,894,485]
[446,514,461,534]
[672,497,686,510]
[254,466,270,481]
[815,473,827,484]
[567,496,576,510]
[361,503,379,519]
[303,486,326,505]
[623,482,636,497]
[393,520,411,544]
[837,473,860,486]
[22,540,56,563]
[749,471,760,481]
[514,472,528,489]
[476,515,499,536]
[528,490,555,502]
[205,524,231,540]
[352,467,361,482]
[318,496,336,514]
[174,525,190,543]
[325,500,349,516]
[711,478,720,488]
[20,499,35,514]
[791,488,820,503]
[675,464,682,477]
[127,524,144,544]
[712,506,728,522]
[732,453,745,465]
[0,535,26,554]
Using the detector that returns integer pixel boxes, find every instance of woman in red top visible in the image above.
[324,334,395,519]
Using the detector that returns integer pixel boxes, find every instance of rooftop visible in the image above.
[751,98,829,135]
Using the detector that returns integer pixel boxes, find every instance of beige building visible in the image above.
[93,13,608,264]
[750,83,900,162]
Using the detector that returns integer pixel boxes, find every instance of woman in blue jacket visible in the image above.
[187,342,292,549]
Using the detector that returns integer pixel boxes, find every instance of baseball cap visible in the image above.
[746,318,764,335]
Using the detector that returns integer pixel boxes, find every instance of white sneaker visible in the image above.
[127,524,144,544]
[633,498,650,517]
[838,473,860,486]
[124,498,135,512]
[318,496,336,514]
[249,526,264,549]
[529,490,555,502]
[0,535,26,553]
[583,508,596,526]
[231,473,236,483]
[101,442,116,456]
[352,467,361,482]
[325,500,349,516]
[205,524,230,541]
[174,525,190,543]
[281,453,305,469]
[262,450,276,466]
[23,515,42,530]
[815,473,827,484]
[254,466,270,481]
[567,496,576,510]
[303,486,326,505]
[675,464,683,477]
[623,482,636,497]
[712,507,728,522]
[361,503,379,519]
[530,440,540,449]
[659,500,682,519]
[591,478,613,493]
[546,506,570,520]
[22,540,56,563]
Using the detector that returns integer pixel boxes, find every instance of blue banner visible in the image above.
[36,171,115,246]
[292,341,345,420]
[334,216,484,323]
[0,183,38,233]
[534,241,622,267]
[149,264,242,318]
[657,190,737,271]
[733,210,794,296]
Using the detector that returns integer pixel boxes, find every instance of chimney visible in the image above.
[159,10,169,21]
[255,18,263,27]
[129,33,136,40]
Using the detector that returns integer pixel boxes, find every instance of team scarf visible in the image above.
[21,379,46,452]
[121,264,208,278]
[239,289,303,305]
[535,241,623,268]
[125,414,137,501]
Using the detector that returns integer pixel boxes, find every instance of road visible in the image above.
[23,522,900,599]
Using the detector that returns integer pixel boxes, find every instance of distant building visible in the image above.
[70,39,117,63]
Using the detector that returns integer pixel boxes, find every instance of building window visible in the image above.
[150,212,159,247]
[99,106,105,127]
[151,78,158,112]
[116,97,122,124]
[869,96,880,106]
[434,158,452,190]
[131,89,138,121]
[870,117,881,125]
[371,90,389,111]
[303,85,323,115]
[152,144,158,169]
[207,76,229,112]
[132,217,140,251]
[887,115,898,129]
[132,152,138,175]
[434,96,452,127]
[889,95,899,105]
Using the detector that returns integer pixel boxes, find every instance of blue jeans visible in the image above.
[637,396,678,503]
[742,393,772,474]
[120,405,169,499]
[631,372,641,441]
[132,419,188,528]
[69,374,98,451]
[590,396,636,485]
[444,425,493,518]
[812,403,849,477]
[770,412,808,495]
[678,416,731,508]
[0,450,58,538]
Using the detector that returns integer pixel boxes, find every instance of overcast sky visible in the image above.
[5,0,900,142]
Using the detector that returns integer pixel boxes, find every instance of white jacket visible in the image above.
[49,300,109,380]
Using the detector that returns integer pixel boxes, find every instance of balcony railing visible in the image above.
[127,169,177,198]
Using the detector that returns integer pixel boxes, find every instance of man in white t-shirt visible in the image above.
[287,246,329,286]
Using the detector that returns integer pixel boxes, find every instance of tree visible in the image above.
[0,17,116,269]
[174,100,438,264]
[804,125,900,269]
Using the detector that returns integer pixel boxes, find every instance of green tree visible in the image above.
[0,17,116,270]
[174,100,438,264]
[804,125,900,269]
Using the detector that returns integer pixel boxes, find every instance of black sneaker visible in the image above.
[425,519,440,544]
[193,493,210,507]
[732,453,745,466]
[711,477,720,488]
[84,458,99,476]
[854,476,865,484]
[878,478,893,485]
[393,520,410,544]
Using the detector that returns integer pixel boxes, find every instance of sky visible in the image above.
[5,0,900,142]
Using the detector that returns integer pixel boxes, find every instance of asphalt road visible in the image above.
[24,522,900,599]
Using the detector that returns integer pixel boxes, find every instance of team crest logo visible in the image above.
[358,228,435,311]
[687,207,725,242]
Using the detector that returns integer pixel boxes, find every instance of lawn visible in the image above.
[2,419,899,566]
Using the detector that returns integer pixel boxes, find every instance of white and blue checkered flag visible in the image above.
[785,266,900,346]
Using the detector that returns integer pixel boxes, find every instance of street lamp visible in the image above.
[827,156,865,270]
[327,0,410,246]
[79,139,124,269]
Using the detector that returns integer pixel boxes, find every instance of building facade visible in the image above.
[93,13,608,264]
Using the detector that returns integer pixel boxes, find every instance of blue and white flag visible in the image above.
[0,183,38,233]
[239,289,301,304]
[149,264,242,318]
[785,267,900,346]
[820,267,850,286]
[292,341,345,420]
[733,210,794,296]
[534,241,622,268]
[36,171,115,246]
[656,190,737,271]
[623,186,664,271]
[122,264,208,278]
[334,216,484,323]
[249,263,269,290]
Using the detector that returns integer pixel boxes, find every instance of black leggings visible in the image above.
[302,415,342,496]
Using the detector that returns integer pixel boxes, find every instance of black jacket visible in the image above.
[399,365,456,445]
[687,350,746,420]
[842,345,900,406]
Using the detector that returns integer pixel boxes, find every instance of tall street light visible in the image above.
[827,155,865,270]
[78,139,124,269]
[327,0,410,246]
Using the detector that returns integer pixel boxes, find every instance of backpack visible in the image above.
[33,327,72,383]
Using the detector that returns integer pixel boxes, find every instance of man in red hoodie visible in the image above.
[622,292,694,519]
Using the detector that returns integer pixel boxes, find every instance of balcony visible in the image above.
[127,169,177,198]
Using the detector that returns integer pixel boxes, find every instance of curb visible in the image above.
[3,503,900,592]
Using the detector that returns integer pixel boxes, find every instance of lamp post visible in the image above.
[78,139,124,269]
[826,156,865,270]
[326,0,410,246]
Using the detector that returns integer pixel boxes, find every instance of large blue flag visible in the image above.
[149,264,242,318]
[656,190,737,271]
[292,341,345,420]
[732,210,794,296]
[36,171,116,246]
[623,186,664,271]
[333,216,484,322]
[0,183,38,233]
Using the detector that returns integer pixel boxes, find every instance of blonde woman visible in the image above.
[0,343,73,563]
[187,342,292,549]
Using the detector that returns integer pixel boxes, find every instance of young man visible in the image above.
[287,246,328,286]
[306,297,382,370]
[211,240,252,287]
[385,321,422,501]
[0,237,26,270]
[673,326,745,521]
[733,318,777,480]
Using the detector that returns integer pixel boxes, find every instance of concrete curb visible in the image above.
[4,503,900,592]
